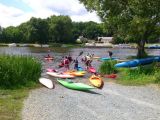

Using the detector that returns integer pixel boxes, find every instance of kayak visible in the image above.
[104,74,117,78]
[89,75,104,88]
[64,70,86,77]
[47,68,57,72]
[93,56,100,59]
[115,56,160,68]
[47,72,75,78]
[57,79,95,91]
[44,57,54,60]
[76,66,83,71]
[39,78,54,89]
[88,67,96,73]
[99,57,118,61]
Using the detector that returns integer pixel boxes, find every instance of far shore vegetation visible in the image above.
[0,55,41,120]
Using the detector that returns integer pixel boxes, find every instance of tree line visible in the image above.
[0,15,108,44]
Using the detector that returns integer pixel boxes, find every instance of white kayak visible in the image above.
[46,72,75,78]
[39,78,54,89]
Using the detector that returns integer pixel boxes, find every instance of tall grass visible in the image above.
[118,63,160,85]
[99,60,118,74]
[0,55,41,89]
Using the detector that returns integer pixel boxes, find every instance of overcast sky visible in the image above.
[0,0,101,28]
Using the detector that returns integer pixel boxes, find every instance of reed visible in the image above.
[99,60,118,74]
[0,55,41,89]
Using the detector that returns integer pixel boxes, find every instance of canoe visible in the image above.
[64,70,86,77]
[39,78,54,89]
[57,79,95,91]
[47,72,75,78]
[115,56,160,68]
[89,75,104,88]
[99,57,118,61]
[88,67,96,73]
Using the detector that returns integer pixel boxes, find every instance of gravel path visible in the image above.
[22,79,160,120]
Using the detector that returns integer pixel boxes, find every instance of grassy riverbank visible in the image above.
[99,60,160,86]
[0,55,41,120]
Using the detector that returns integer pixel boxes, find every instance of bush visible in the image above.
[99,60,118,74]
[0,55,41,89]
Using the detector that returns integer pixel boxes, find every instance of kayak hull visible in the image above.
[88,67,96,73]
[57,79,95,91]
[47,72,75,78]
[39,78,54,89]
[100,57,118,61]
[64,70,86,77]
[115,57,160,68]
[89,75,104,88]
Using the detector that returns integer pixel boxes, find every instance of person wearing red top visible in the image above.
[64,56,70,70]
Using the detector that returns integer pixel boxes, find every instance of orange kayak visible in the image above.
[89,75,104,89]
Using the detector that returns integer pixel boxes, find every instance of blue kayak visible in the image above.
[115,56,160,68]
[100,57,118,61]
[76,66,83,71]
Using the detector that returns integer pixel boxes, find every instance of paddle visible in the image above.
[76,51,83,60]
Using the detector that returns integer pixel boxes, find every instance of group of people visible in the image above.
[47,50,113,71]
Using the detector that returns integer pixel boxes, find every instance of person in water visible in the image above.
[63,56,70,70]
[74,59,79,70]
[67,54,73,63]
[82,53,92,70]
[108,51,113,58]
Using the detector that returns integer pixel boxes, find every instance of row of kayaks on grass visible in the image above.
[40,73,104,90]
[39,76,103,91]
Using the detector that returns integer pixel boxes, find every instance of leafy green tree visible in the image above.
[28,17,49,44]
[48,15,73,43]
[2,26,22,43]
[83,21,104,40]
[79,0,160,58]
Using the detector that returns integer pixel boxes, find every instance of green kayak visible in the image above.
[57,79,95,91]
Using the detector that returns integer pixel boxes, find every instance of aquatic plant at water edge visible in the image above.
[0,55,41,89]
[99,60,118,74]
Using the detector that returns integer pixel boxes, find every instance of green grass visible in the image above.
[0,55,41,120]
[98,60,160,85]
[0,55,41,89]
[117,63,160,85]
[99,60,118,74]
[0,89,29,120]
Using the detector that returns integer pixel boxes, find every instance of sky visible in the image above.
[0,0,101,28]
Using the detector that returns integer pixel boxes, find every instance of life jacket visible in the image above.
[64,59,69,65]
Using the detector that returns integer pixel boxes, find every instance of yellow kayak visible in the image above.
[64,70,86,77]
[89,75,104,89]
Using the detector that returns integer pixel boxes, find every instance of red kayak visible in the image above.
[88,67,96,73]
[104,74,117,79]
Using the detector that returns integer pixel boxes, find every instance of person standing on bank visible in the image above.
[108,51,113,58]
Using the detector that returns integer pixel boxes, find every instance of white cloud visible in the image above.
[0,0,101,28]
